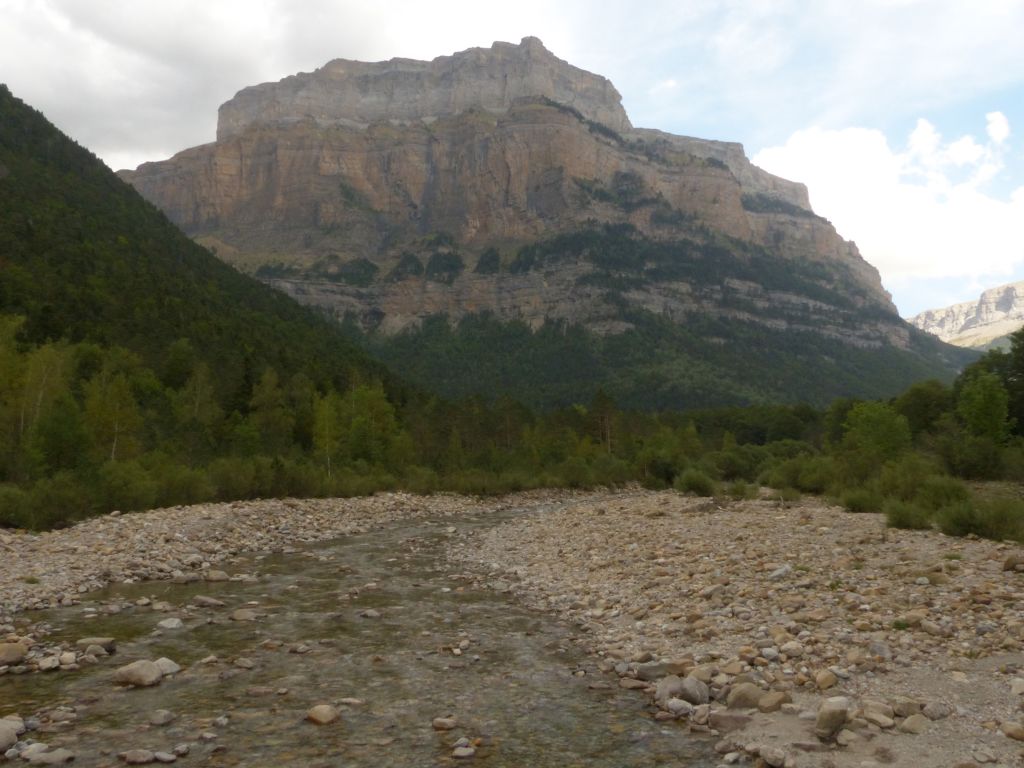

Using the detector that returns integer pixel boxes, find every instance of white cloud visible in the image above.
[650,79,678,95]
[753,115,1024,313]
[988,111,1011,143]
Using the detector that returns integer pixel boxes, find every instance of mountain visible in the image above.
[118,38,974,408]
[0,84,392,401]
[910,281,1024,351]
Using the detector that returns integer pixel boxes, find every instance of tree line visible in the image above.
[2,311,1023,543]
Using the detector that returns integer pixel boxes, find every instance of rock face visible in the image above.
[119,37,970,402]
[217,37,630,140]
[910,281,1024,349]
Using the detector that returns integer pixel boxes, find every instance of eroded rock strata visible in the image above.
[121,39,896,343]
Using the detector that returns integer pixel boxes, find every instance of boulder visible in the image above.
[0,642,27,665]
[708,710,751,733]
[677,675,710,705]
[726,682,763,709]
[306,704,340,725]
[114,660,163,687]
[815,696,850,740]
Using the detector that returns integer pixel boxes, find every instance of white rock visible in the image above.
[114,660,163,687]
[154,657,181,676]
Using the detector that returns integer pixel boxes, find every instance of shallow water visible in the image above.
[2,506,716,767]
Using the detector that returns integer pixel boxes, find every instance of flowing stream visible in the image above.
[2,505,716,767]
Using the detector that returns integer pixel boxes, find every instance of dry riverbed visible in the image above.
[3,489,1024,767]
[450,490,1024,768]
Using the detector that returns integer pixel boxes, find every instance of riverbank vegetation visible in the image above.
[2,312,1022,541]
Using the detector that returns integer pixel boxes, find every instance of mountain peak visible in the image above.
[910,280,1024,349]
[216,37,630,141]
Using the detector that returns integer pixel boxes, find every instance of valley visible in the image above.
[118,38,973,408]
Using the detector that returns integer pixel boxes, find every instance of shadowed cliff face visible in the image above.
[119,37,903,352]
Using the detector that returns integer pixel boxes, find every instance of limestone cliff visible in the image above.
[217,37,630,140]
[120,38,911,353]
[910,281,1024,349]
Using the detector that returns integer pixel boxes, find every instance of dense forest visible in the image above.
[2,312,1024,545]
[362,308,972,411]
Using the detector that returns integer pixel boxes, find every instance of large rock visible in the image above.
[726,682,764,709]
[24,747,76,765]
[306,704,340,725]
[0,642,28,665]
[114,660,163,687]
[0,720,18,750]
[654,675,685,706]
[154,657,181,675]
[708,710,751,733]
[677,675,710,706]
[76,637,116,653]
[899,713,929,734]
[815,696,851,740]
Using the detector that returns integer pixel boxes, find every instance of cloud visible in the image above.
[988,111,1011,144]
[0,0,569,170]
[753,116,1024,314]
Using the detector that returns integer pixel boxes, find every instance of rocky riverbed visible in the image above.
[0,491,715,767]
[449,490,1024,768]
[3,489,1024,767]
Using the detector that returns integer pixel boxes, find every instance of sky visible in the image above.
[2,0,1023,317]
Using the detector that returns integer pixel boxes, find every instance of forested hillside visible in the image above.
[0,85,391,404]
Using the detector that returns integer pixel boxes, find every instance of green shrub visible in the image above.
[945,435,1003,479]
[402,466,440,495]
[937,499,1024,541]
[878,454,938,501]
[474,248,500,274]
[795,455,839,494]
[775,487,802,503]
[726,480,757,500]
[675,468,717,496]
[760,454,835,494]
[387,252,424,281]
[0,484,32,529]
[883,499,932,531]
[208,456,258,500]
[29,472,94,529]
[710,445,769,482]
[557,456,594,489]
[760,457,802,490]
[330,469,396,497]
[497,469,543,493]
[442,469,504,496]
[842,487,884,513]
[98,461,158,512]
[935,501,981,538]
[914,475,970,512]
[152,464,215,507]
[424,252,465,283]
[1000,441,1024,482]
[590,454,633,486]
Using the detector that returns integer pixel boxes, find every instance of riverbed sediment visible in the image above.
[3,489,1024,767]
[448,489,1024,768]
